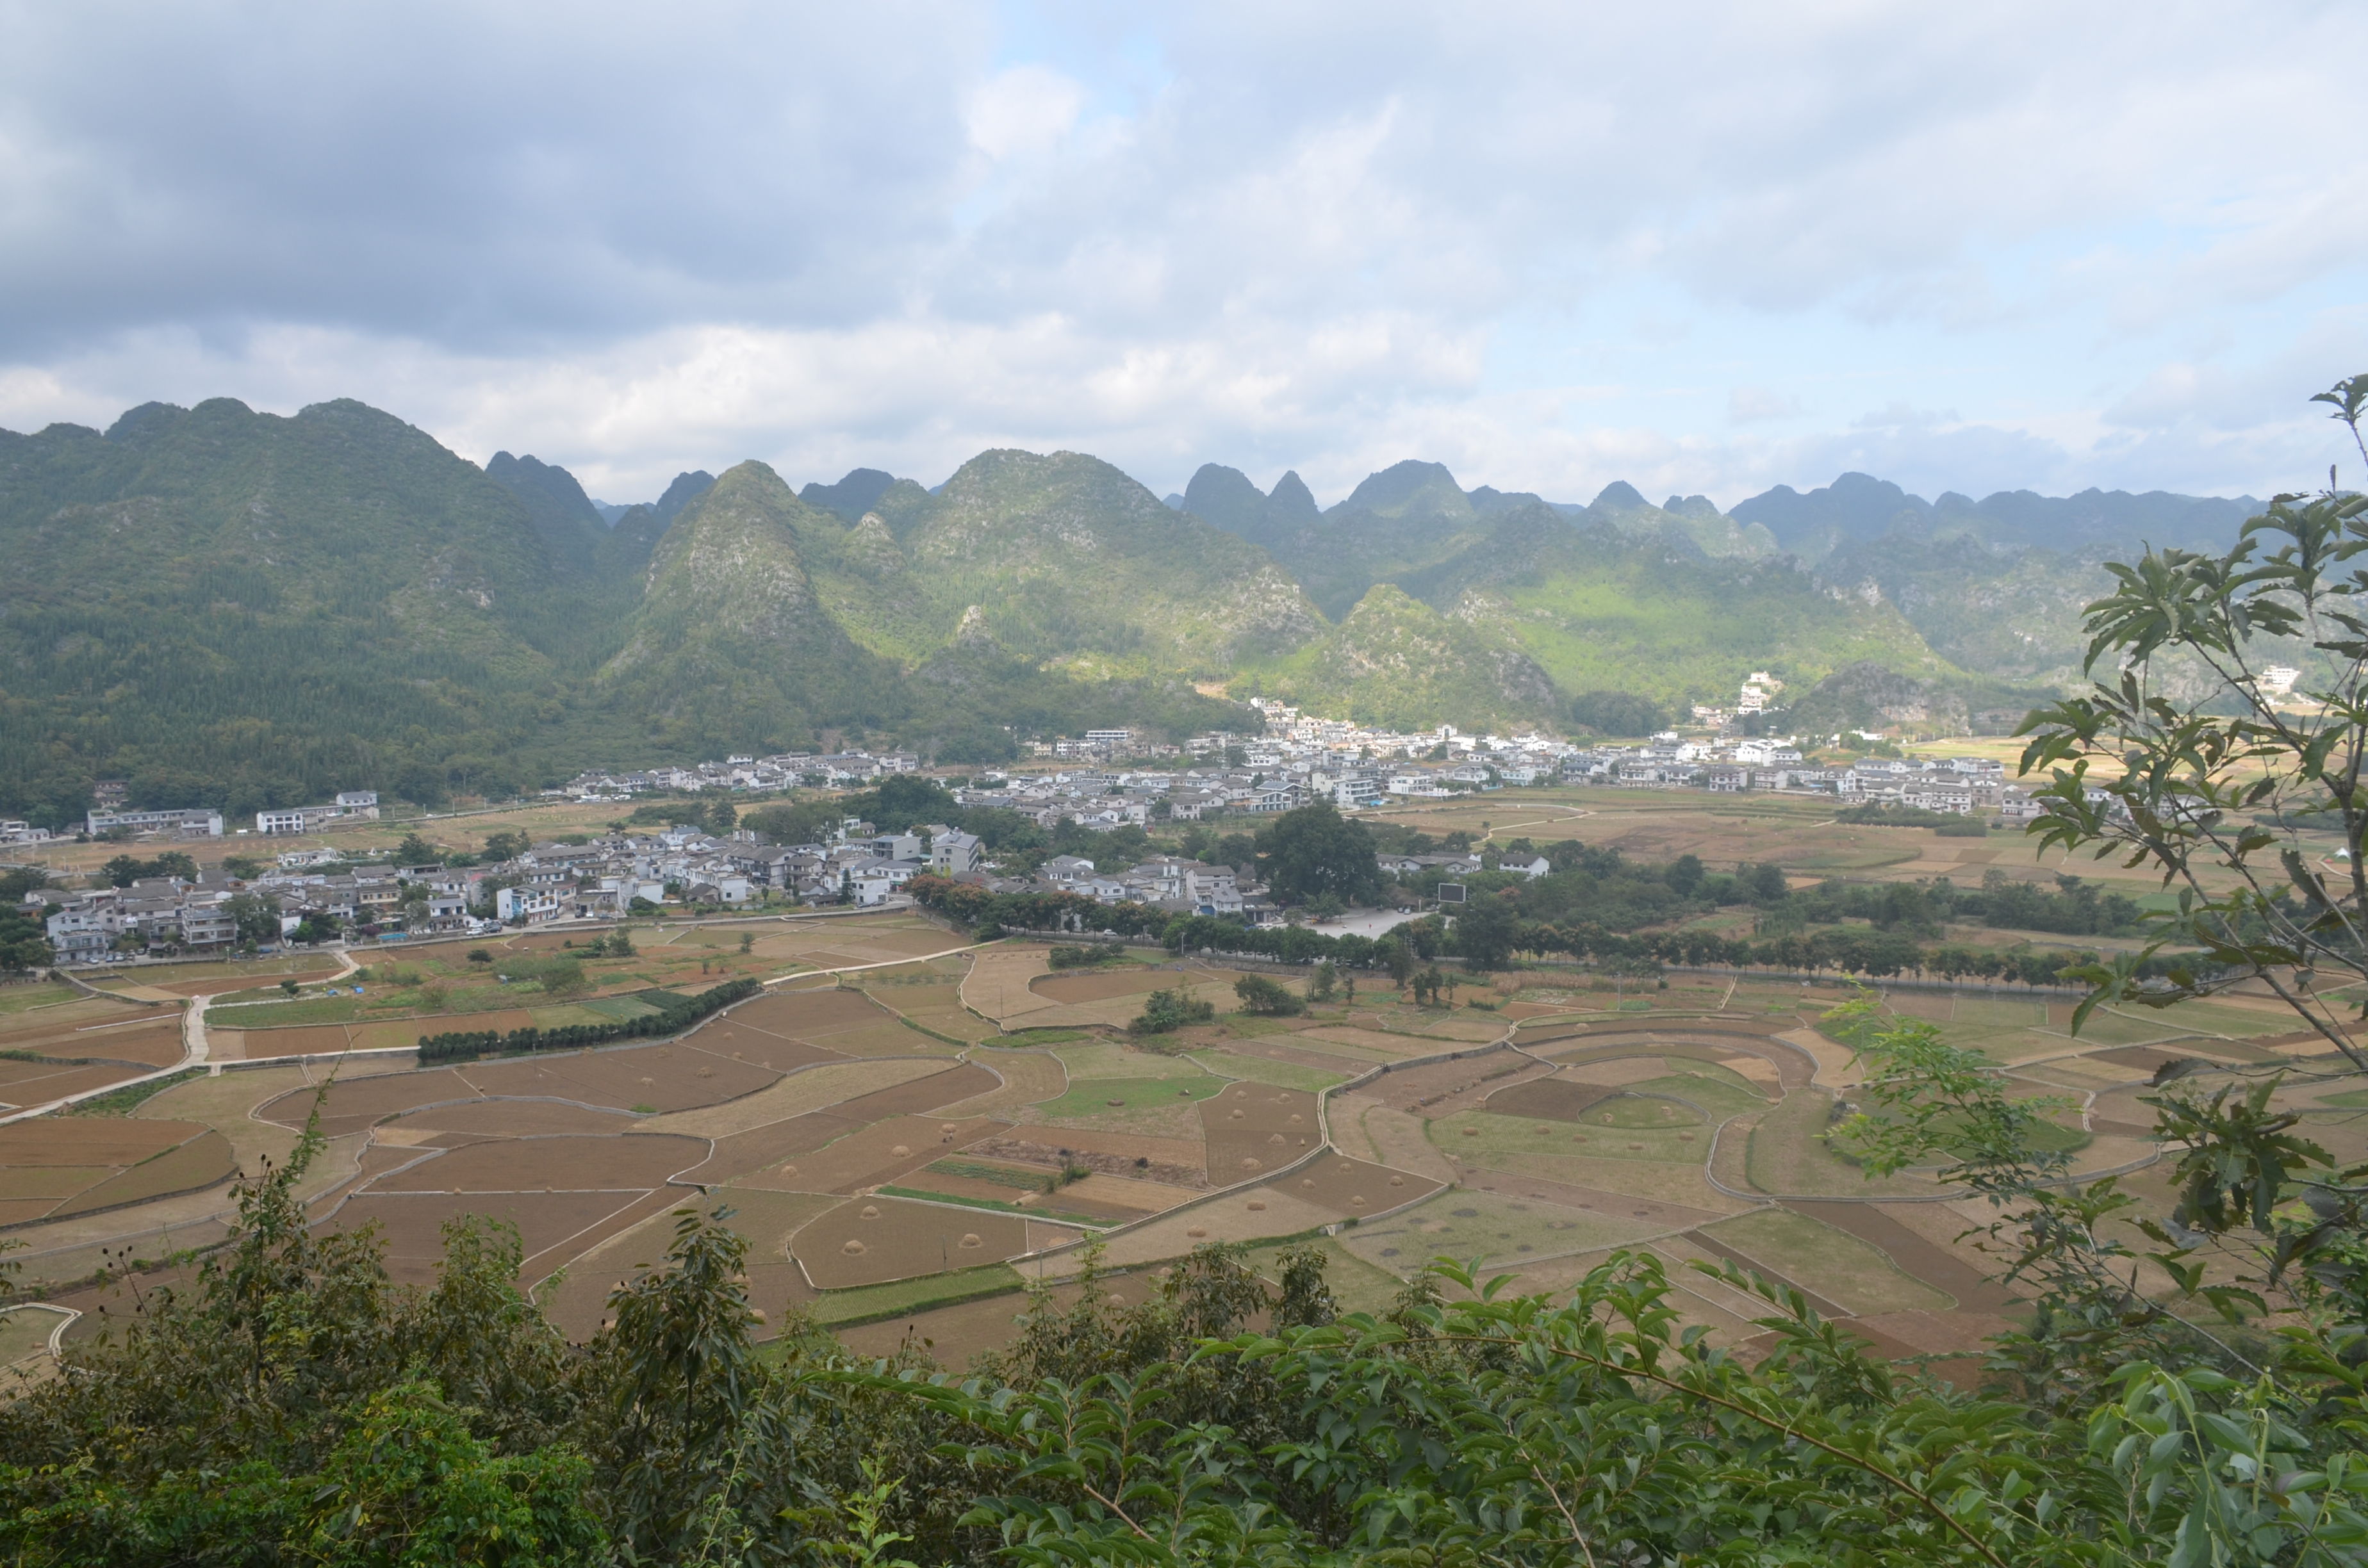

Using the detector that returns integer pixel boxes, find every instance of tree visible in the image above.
[1452,891,1518,971]
[1256,800,1383,906]
[1568,689,1665,735]
[481,829,529,862]
[394,832,438,865]
[1990,373,2368,1370]
[0,907,50,972]
[224,891,281,946]
[1232,974,1303,1016]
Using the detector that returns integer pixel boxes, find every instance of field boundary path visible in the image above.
[1012,1031,1525,1280]
[765,941,996,988]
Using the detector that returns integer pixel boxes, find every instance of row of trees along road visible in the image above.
[13,379,2368,1563]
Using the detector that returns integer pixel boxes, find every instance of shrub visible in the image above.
[1048,944,1122,970]
[1232,974,1304,1017]
[1129,988,1215,1034]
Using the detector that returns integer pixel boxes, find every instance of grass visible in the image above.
[1342,1189,1663,1277]
[1052,1041,1208,1081]
[1434,1108,1705,1166]
[1742,1090,1936,1198]
[1583,1095,1711,1131]
[876,1187,1110,1227]
[1035,1075,1226,1123]
[64,1067,206,1117]
[923,1158,1049,1187]
[800,1262,1026,1328]
[0,983,79,1015]
[1187,1050,1350,1092]
[0,1309,60,1367]
[1704,1209,1953,1315]
[1620,1071,1770,1120]
[979,1029,1092,1049]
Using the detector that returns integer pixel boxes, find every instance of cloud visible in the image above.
[1727,386,1802,424]
[0,1,2364,504]
[967,65,1086,161]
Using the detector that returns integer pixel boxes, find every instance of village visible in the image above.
[12,677,2043,966]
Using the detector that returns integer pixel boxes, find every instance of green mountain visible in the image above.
[595,462,900,755]
[1578,482,1779,558]
[1251,584,1560,730]
[0,398,649,822]
[0,405,1275,821]
[1370,503,1951,717]
[13,395,2210,826]
[896,450,1323,676]
[1732,470,2260,559]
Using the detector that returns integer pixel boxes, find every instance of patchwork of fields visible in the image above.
[1,909,2346,1387]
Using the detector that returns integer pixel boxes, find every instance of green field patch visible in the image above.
[1343,1188,1663,1277]
[1704,1209,1953,1315]
[1619,1072,1768,1120]
[2130,1000,2300,1040]
[1237,1236,1406,1314]
[1187,1050,1349,1091]
[210,995,371,1025]
[979,1029,1092,1049]
[0,1309,60,1367]
[923,1158,1051,1189]
[64,1068,207,1118]
[876,1186,1108,1227]
[1035,1074,1226,1128]
[1052,1041,1208,1080]
[579,993,664,1021]
[1946,996,2051,1030]
[1435,1107,1704,1165]
[0,984,80,1015]
[800,1262,1026,1327]
[1742,1090,1936,1198]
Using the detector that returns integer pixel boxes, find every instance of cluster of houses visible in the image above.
[555,752,921,799]
[1555,740,2030,815]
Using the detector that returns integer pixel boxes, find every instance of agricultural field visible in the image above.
[3,911,2342,1388]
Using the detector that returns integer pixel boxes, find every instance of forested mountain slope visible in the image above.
[0,398,621,822]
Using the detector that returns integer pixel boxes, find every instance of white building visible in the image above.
[495,885,561,924]
[86,807,224,838]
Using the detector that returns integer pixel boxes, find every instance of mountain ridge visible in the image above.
[0,393,2255,822]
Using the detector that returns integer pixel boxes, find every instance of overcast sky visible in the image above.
[2,1,2363,509]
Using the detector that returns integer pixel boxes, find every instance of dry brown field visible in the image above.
[1201,1083,1323,1179]
[758,1115,1010,1193]
[0,1119,234,1227]
[796,1196,1031,1288]
[367,1131,707,1193]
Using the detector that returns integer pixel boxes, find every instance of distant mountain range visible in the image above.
[0,395,2274,823]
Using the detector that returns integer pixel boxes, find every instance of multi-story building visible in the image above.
[86,807,224,838]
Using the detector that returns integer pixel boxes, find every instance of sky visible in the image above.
[1,1,2364,510]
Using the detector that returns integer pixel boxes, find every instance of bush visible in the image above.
[1232,974,1304,1016]
[1048,943,1123,970]
[1129,988,1215,1035]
